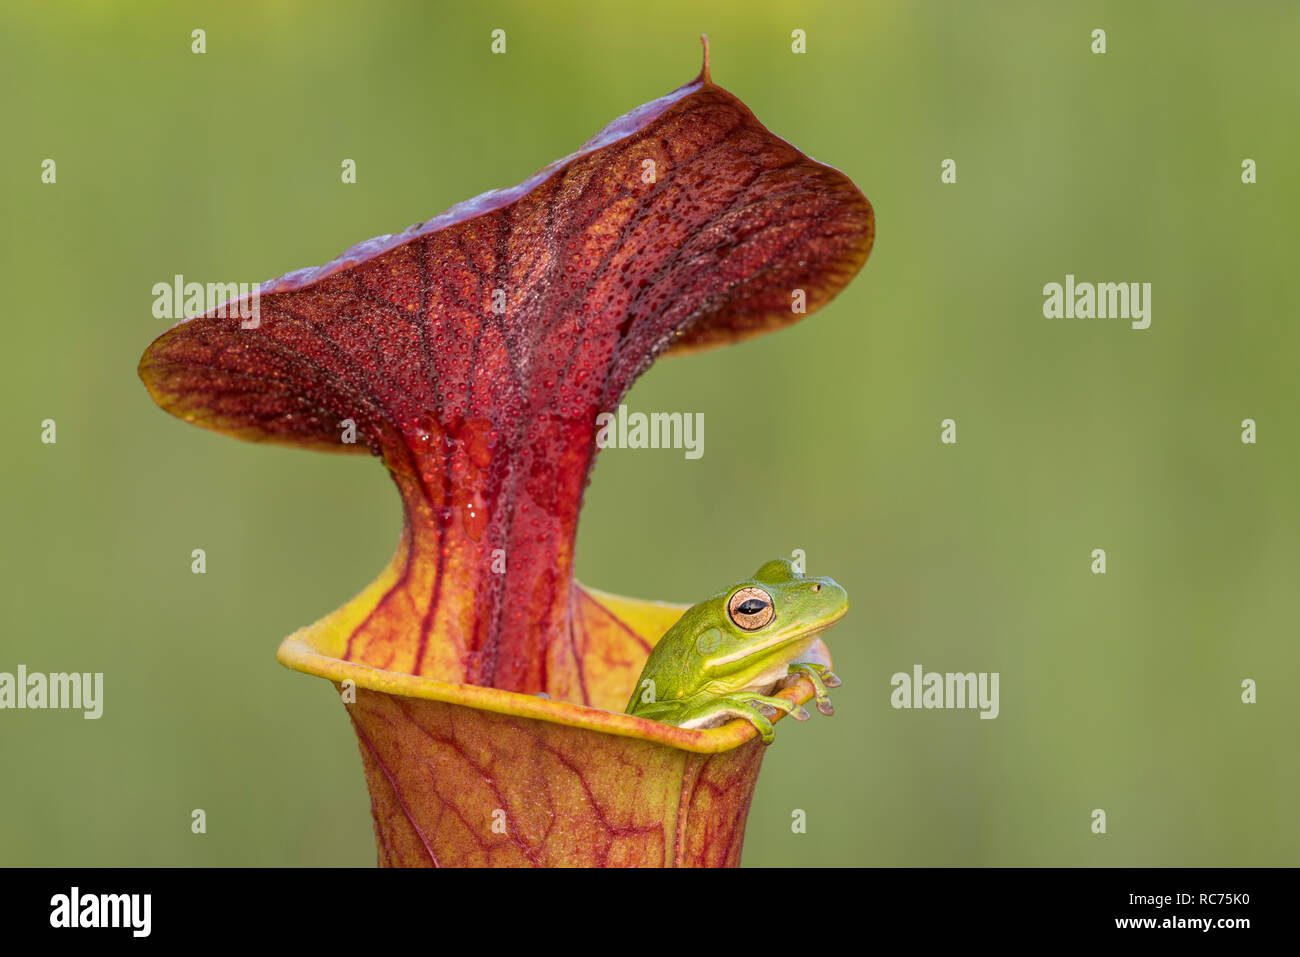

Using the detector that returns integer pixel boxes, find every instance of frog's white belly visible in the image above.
[733,659,794,696]
[676,662,795,730]
[677,712,739,730]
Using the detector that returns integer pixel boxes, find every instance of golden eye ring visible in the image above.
[727,586,774,631]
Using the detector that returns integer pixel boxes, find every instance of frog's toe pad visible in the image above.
[816,697,835,716]
[822,670,843,688]
[791,705,811,722]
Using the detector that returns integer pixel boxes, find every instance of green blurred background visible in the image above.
[2,0,1296,867]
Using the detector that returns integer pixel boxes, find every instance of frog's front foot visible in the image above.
[692,692,808,744]
[787,662,841,716]
[754,699,811,722]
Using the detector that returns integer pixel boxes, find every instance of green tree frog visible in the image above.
[625,558,848,744]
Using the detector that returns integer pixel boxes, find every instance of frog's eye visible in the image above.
[728,586,774,631]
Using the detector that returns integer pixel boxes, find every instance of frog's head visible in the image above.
[696,558,848,689]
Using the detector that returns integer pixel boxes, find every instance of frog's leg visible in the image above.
[785,662,842,716]
[686,692,807,744]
